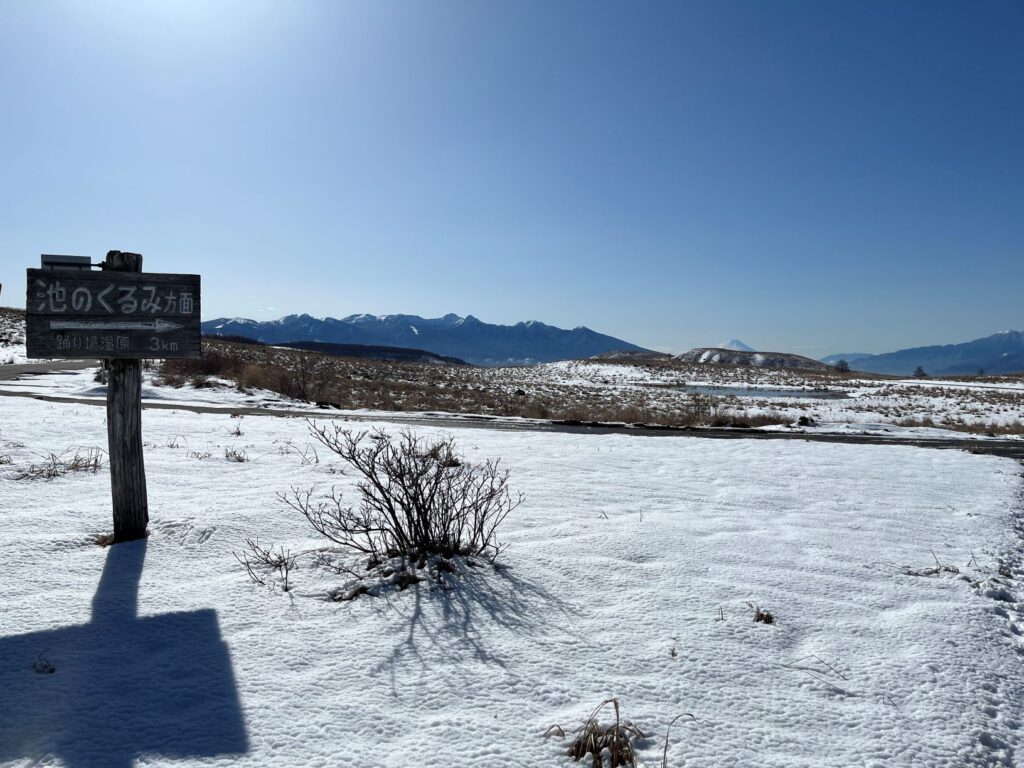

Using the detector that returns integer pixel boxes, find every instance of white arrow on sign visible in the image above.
[49,319,185,333]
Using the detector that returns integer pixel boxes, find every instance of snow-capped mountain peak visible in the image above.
[201,312,649,366]
[718,338,755,352]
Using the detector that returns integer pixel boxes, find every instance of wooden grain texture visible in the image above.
[25,314,201,359]
[107,357,148,542]
[104,251,149,543]
[24,265,201,359]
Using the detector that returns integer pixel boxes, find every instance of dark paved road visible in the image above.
[0,360,97,380]
[2,362,1023,460]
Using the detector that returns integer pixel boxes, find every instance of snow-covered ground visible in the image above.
[1,394,1022,767]
[0,367,317,410]
[6,365,1019,441]
[0,309,26,365]
[486,360,1024,432]
[0,344,26,365]
[758,420,1007,441]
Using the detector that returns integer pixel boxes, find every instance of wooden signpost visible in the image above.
[25,251,201,542]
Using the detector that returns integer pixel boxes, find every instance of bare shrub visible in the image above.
[15,448,104,480]
[235,361,317,401]
[160,347,246,381]
[156,369,188,388]
[281,425,523,572]
[234,538,297,591]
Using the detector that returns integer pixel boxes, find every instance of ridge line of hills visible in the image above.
[824,330,1024,376]
[675,331,1024,375]
[203,314,1024,374]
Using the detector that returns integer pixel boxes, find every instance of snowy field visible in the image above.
[0,367,315,411]
[0,345,26,365]
[3,357,1024,442]
[0,309,26,365]
[486,361,1024,433]
[3,365,1018,443]
[1,394,1022,767]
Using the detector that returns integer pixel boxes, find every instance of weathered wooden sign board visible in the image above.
[25,268,201,358]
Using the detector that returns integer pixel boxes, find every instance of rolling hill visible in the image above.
[837,331,1024,376]
[677,347,831,371]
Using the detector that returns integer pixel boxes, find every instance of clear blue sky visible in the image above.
[1,1,1021,356]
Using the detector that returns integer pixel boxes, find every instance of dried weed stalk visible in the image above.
[15,448,104,480]
[661,713,697,768]
[902,550,960,577]
[234,538,297,591]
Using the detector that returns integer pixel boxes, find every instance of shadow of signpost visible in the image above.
[0,540,249,768]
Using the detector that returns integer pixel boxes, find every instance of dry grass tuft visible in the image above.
[32,651,56,675]
[224,447,249,463]
[561,698,644,768]
[747,602,775,624]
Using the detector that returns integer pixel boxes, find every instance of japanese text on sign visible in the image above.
[33,279,195,316]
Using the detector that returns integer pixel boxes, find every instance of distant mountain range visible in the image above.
[828,330,1024,376]
[202,313,648,366]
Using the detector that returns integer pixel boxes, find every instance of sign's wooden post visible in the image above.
[104,251,148,542]
[25,252,201,542]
